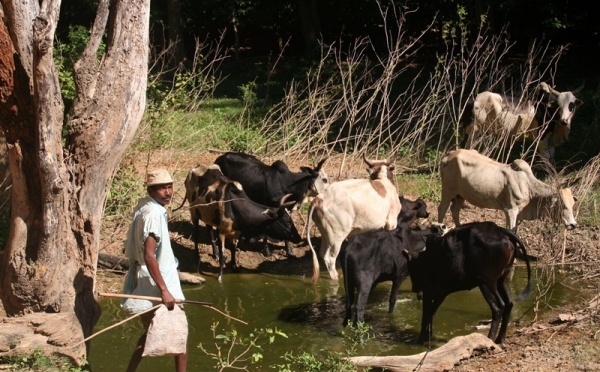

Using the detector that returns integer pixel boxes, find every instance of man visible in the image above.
[121,169,187,371]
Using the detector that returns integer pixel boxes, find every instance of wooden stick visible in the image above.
[98,292,248,325]
[68,304,162,348]
[99,292,213,306]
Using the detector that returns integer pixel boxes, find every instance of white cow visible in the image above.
[307,156,401,283]
[438,149,577,231]
[463,82,583,161]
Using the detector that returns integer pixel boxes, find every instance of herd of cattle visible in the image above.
[174,82,581,345]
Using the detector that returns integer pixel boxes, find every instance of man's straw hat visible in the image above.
[144,169,174,186]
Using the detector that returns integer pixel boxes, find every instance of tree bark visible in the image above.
[0,0,150,355]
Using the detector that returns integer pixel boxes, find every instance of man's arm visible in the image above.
[144,234,176,309]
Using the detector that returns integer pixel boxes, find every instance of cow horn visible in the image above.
[363,153,374,167]
[315,157,328,171]
[279,193,296,208]
[538,82,560,97]
[572,82,585,94]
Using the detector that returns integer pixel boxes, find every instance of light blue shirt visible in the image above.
[121,197,184,313]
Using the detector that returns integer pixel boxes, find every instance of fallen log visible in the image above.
[348,333,500,371]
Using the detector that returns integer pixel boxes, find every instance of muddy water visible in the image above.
[88,267,574,371]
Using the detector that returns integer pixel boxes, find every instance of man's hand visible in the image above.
[161,288,176,310]
[144,234,177,310]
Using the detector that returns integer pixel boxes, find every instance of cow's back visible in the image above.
[441,149,528,210]
[215,152,274,205]
[318,178,398,236]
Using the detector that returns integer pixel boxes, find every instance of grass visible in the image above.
[397,173,442,203]
[0,348,87,371]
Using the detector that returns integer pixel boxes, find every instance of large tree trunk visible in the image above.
[0,0,150,357]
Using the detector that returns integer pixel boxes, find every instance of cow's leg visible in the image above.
[450,196,465,226]
[419,293,445,344]
[323,240,342,281]
[504,209,519,231]
[208,226,219,259]
[388,274,407,314]
[437,191,452,224]
[319,234,339,281]
[260,236,271,257]
[496,275,513,343]
[343,278,356,327]
[479,283,504,342]
[354,280,372,323]
[284,240,295,257]
[230,239,239,271]
[192,215,201,266]
[217,235,226,283]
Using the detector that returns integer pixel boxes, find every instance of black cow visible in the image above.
[398,195,429,224]
[403,221,532,344]
[180,164,303,281]
[215,152,328,256]
[341,222,444,326]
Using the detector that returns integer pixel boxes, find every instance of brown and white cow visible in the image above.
[306,155,401,283]
[178,164,302,281]
[463,82,583,161]
[438,149,577,231]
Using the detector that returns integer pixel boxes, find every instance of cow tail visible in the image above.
[505,229,532,301]
[172,195,187,212]
[306,199,320,285]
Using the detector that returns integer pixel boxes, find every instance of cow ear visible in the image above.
[576,98,583,106]
[272,161,290,173]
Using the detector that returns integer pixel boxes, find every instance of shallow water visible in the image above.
[88,267,576,371]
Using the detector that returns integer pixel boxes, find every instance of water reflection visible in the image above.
[88,267,576,371]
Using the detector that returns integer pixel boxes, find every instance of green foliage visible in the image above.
[271,322,377,372]
[239,82,259,108]
[198,322,287,371]
[54,25,106,102]
[576,187,600,226]
[105,163,143,220]
[0,348,88,371]
[398,173,442,203]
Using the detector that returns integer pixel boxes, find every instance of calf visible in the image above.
[307,155,401,282]
[398,195,429,224]
[179,164,302,280]
[341,222,444,326]
[403,221,532,344]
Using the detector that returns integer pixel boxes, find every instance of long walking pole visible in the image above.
[67,293,248,348]
[98,292,248,325]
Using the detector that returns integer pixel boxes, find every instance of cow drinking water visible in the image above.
[438,149,577,231]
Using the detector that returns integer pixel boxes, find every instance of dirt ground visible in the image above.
[93,151,600,370]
